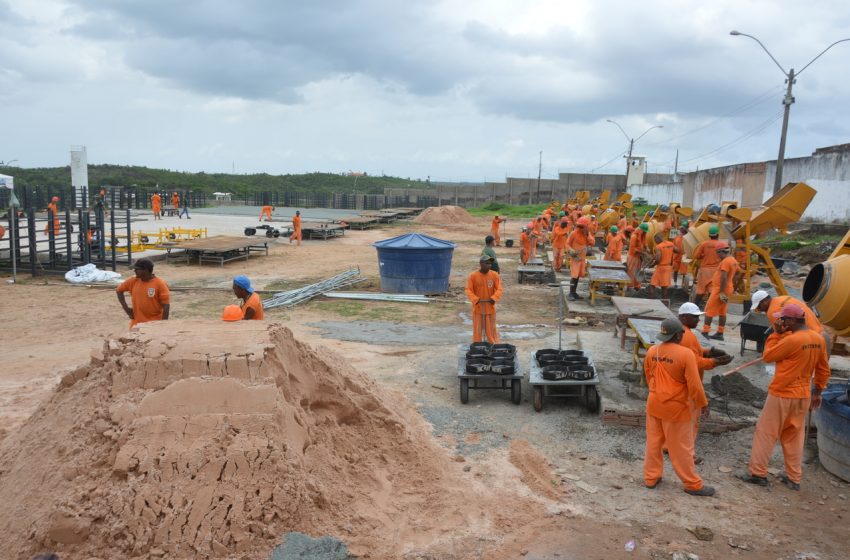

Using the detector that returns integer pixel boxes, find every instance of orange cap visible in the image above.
[221,304,243,322]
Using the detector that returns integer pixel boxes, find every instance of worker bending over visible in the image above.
[701,242,737,340]
[259,205,275,221]
[290,210,302,246]
[116,258,170,328]
[465,255,503,343]
[692,225,722,306]
[649,233,678,300]
[566,217,594,300]
[604,226,623,262]
[232,275,264,320]
[490,215,505,246]
[643,318,715,497]
[738,304,830,490]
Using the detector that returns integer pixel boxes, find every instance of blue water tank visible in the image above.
[816,382,850,482]
[373,233,456,294]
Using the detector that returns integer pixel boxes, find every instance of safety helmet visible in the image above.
[610,226,618,233]
[639,222,649,232]
[577,216,590,227]
[559,211,566,217]
[708,224,719,235]
[222,304,243,322]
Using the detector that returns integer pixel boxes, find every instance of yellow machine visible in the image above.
[803,228,850,336]
[111,227,208,253]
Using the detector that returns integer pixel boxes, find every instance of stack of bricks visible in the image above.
[602,408,751,434]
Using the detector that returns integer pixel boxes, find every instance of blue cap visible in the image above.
[233,275,253,294]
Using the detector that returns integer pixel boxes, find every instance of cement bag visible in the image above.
[65,263,123,284]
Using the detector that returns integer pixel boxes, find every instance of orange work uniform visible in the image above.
[588,220,599,238]
[643,341,708,491]
[617,216,627,232]
[291,214,302,245]
[748,330,830,484]
[604,232,624,262]
[704,255,738,318]
[465,269,503,343]
[530,219,544,260]
[650,240,676,288]
[681,326,717,441]
[241,292,265,320]
[490,217,505,246]
[693,239,721,294]
[45,202,61,235]
[520,231,531,265]
[566,229,593,279]
[765,296,823,333]
[116,276,170,328]
[627,231,646,289]
[171,193,180,209]
[151,194,162,215]
[672,235,686,274]
[550,222,569,272]
[260,205,273,220]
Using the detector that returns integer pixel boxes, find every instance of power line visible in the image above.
[590,149,628,173]
[676,109,784,166]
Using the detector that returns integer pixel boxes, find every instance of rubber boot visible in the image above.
[569,279,582,300]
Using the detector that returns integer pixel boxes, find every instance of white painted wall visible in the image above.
[627,182,683,205]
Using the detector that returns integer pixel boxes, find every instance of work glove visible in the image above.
[569,249,578,258]
[707,347,725,357]
[719,294,729,303]
[713,354,733,366]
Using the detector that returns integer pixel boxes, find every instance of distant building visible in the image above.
[212,192,232,201]
[347,171,367,177]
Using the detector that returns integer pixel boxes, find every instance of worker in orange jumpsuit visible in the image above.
[540,212,551,232]
[290,210,302,246]
[617,213,627,233]
[44,196,61,235]
[649,233,678,300]
[588,215,599,238]
[677,302,731,461]
[171,191,180,211]
[259,205,274,221]
[151,192,162,220]
[626,223,649,290]
[643,318,714,496]
[490,215,505,246]
[550,217,570,273]
[565,217,594,300]
[530,216,545,260]
[700,243,738,340]
[232,275,264,320]
[116,258,170,328]
[692,225,721,306]
[738,304,831,490]
[519,227,532,265]
[751,290,831,354]
[672,226,688,288]
[465,255,503,343]
[604,226,623,262]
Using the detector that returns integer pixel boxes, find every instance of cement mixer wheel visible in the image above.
[460,379,469,404]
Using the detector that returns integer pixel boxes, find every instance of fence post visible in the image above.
[27,208,37,277]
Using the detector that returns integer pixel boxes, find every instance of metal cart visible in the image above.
[457,344,523,405]
[529,355,600,413]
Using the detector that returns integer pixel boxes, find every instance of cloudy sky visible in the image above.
[1,0,848,181]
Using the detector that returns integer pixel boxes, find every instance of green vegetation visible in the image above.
[753,233,841,250]
[4,164,431,195]
[467,202,552,219]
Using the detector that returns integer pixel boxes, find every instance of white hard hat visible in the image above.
[677,302,704,316]
[751,290,770,307]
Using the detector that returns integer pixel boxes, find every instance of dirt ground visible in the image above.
[1,211,848,559]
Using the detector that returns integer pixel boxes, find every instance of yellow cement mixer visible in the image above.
[803,228,850,336]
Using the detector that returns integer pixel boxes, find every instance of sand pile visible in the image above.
[413,205,477,225]
[0,321,535,559]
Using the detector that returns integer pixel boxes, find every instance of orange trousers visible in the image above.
[491,227,501,246]
[530,240,538,261]
[472,312,499,343]
[644,413,703,491]
[570,255,587,279]
[290,228,301,245]
[553,247,564,272]
[260,209,272,220]
[748,394,809,484]
[704,291,728,318]
[45,217,60,235]
[520,248,529,265]
[695,266,717,295]
[650,264,672,288]
[627,255,642,288]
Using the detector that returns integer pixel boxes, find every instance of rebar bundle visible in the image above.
[323,292,430,303]
[263,267,364,309]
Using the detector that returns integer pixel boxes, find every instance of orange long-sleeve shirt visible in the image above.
[644,341,708,422]
[491,217,504,231]
[672,235,684,265]
[566,229,593,251]
[762,329,831,398]
[171,194,180,208]
[681,326,716,380]
[765,296,823,333]
[292,215,301,230]
[151,194,161,209]
[693,239,721,268]
[710,255,738,295]
[628,230,645,257]
[605,233,624,259]
[465,269,503,315]
[550,223,569,249]
[520,231,531,253]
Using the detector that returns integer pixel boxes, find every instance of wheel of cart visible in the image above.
[457,344,523,405]
[529,353,601,413]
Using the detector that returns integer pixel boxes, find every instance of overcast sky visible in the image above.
[1,0,848,181]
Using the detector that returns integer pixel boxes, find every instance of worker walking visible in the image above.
[115,258,170,328]
[677,302,732,460]
[151,192,162,220]
[490,215,505,246]
[179,194,191,219]
[643,318,715,497]
[701,242,738,340]
[604,226,623,262]
[550,218,570,273]
[649,233,678,300]
[566,217,594,300]
[171,191,180,213]
[737,304,831,490]
[232,275,264,320]
[465,255,503,343]
[482,235,500,274]
[692,225,722,306]
[259,205,274,221]
[44,196,61,235]
[290,210,302,246]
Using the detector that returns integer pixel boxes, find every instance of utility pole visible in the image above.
[625,139,634,185]
[536,151,542,203]
[673,149,679,181]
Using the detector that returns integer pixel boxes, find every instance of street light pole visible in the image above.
[730,31,850,195]
[606,120,663,186]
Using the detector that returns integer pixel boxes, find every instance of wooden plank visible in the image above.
[177,235,265,252]
[588,268,631,282]
[611,296,675,319]
[627,318,665,347]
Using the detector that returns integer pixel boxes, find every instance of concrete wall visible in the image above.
[766,149,850,221]
[628,182,684,205]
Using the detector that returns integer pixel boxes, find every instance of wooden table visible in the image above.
[627,317,665,372]
[611,296,676,349]
[588,259,627,272]
[517,264,550,284]
[588,268,631,305]
[172,235,269,266]
[301,222,345,240]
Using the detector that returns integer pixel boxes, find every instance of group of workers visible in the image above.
[150,191,190,219]
[115,258,264,328]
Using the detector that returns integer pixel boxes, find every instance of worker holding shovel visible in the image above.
[465,255,503,343]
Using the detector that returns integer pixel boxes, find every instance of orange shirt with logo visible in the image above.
[762,329,830,398]
[242,292,265,320]
[465,270,503,315]
[655,240,675,266]
[116,277,170,327]
[693,239,721,267]
[710,255,738,295]
[644,341,708,422]
[766,296,823,333]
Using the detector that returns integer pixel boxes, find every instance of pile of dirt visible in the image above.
[413,205,477,225]
[0,321,538,559]
[710,372,767,404]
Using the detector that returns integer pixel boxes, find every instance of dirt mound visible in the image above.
[413,205,477,225]
[710,372,767,404]
[0,321,536,559]
[508,440,562,501]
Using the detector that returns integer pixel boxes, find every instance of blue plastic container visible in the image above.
[373,233,456,294]
[816,382,850,482]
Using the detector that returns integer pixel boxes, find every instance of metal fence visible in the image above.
[0,185,208,212]
[236,191,439,210]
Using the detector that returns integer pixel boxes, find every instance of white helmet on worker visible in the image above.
[751,290,770,308]
[677,302,704,316]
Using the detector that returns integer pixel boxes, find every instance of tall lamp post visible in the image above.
[730,31,850,195]
[606,120,663,185]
